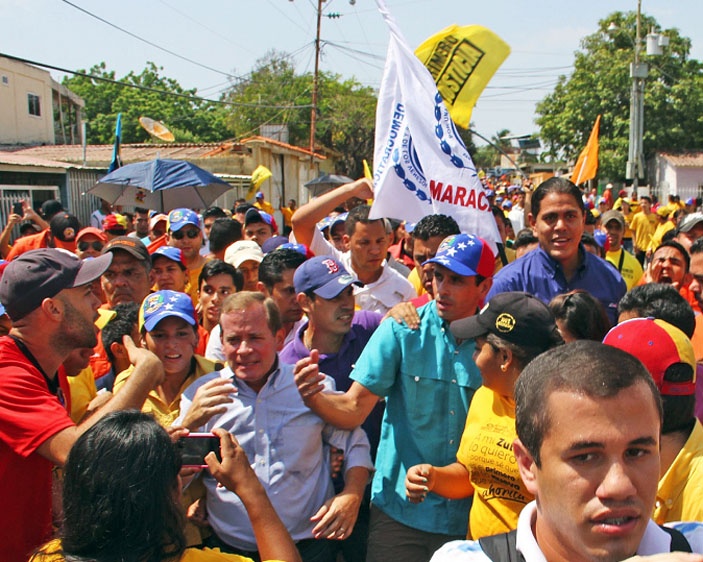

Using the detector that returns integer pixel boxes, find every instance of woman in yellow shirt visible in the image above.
[405,292,563,539]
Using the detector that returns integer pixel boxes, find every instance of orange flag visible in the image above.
[571,115,601,185]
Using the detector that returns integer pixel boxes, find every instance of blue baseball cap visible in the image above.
[294,256,362,299]
[261,235,289,254]
[151,246,186,269]
[424,234,495,278]
[167,208,200,232]
[279,242,315,259]
[139,290,197,332]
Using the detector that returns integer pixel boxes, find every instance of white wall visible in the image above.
[0,57,55,145]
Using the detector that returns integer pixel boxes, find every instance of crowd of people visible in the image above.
[1,176,703,562]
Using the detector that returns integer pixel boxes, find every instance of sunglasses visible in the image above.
[78,240,104,252]
[170,229,200,240]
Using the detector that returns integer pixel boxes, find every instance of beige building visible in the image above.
[0,55,84,145]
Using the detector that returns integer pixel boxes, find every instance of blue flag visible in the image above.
[107,113,122,173]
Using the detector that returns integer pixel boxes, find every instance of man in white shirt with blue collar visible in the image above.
[432,341,703,562]
[176,291,372,562]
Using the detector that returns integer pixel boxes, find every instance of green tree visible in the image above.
[222,51,377,177]
[63,62,229,144]
[536,11,703,183]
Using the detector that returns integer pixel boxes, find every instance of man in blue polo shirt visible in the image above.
[487,177,626,324]
[281,256,383,562]
[294,234,495,562]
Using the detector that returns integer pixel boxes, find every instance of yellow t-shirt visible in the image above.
[605,248,643,291]
[407,267,425,296]
[653,419,703,524]
[254,200,275,216]
[280,206,294,228]
[32,539,257,562]
[113,355,219,427]
[648,221,675,252]
[66,366,98,424]
[186,261,208,304]
[630,211,658,253]
[456,386,532,539]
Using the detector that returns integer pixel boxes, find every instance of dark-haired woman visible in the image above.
[32,410,300,562]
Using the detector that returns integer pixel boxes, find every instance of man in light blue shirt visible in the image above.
[176,291,372,562]
[294,234,495,562]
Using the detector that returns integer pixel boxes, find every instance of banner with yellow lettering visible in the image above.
[415,25,510,128]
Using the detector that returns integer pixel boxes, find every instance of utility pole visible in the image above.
[626,0,647,188]
[309,0,323,161]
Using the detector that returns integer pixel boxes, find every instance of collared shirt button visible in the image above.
[449,439,454,445]
[258,429,264,434]
[450,410,455,416]
[666,499,673,507]
[451,379,457,384]
[414,376,420,382]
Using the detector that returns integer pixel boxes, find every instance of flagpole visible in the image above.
[574,156,588,185]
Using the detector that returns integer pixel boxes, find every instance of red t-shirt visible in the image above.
[5,230,77,261]
[0,336,74,562]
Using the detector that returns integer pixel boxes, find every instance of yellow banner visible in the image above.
[247,165,272,199]
[571,115,601,185]
[415,25,510,128]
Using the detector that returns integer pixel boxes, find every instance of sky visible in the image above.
[3,0,703,145]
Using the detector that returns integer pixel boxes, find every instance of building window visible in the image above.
[28,93,41,117]
[1,75,8,86]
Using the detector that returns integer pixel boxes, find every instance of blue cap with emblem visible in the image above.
[293,256,362,299]
[139,290,196,332]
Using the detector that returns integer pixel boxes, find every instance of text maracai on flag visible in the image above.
[369,0,501,249]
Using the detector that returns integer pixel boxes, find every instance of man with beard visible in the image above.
[0,249,165,562]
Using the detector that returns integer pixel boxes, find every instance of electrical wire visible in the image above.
[0,52,313,109]
[58,0,240,79]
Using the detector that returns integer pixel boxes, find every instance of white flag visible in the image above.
[370,0,500,248]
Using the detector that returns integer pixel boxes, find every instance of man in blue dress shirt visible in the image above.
[487,177,626,324]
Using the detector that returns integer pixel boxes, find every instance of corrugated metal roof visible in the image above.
[0,151,76,170]
[659,151,703,167]
[5,142,248,166]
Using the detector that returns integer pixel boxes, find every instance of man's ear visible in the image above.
[528,213,536,229]
[110,341,128,361]
[256,281,269,296]
[40,297,63,323]
[274,327,286,352]
[342,233,351,246]
[297,292,311,313]
[478,277,493,300]
[513,438,539,497]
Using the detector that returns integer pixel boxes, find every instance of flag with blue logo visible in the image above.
[370,0,500,248]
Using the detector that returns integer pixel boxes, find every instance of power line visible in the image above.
[0,52,313,110]
[58,0,240,80]
[154,0,257,56]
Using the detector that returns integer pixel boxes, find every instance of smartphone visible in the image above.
[12,202,23,216]
[177,433,221,468]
